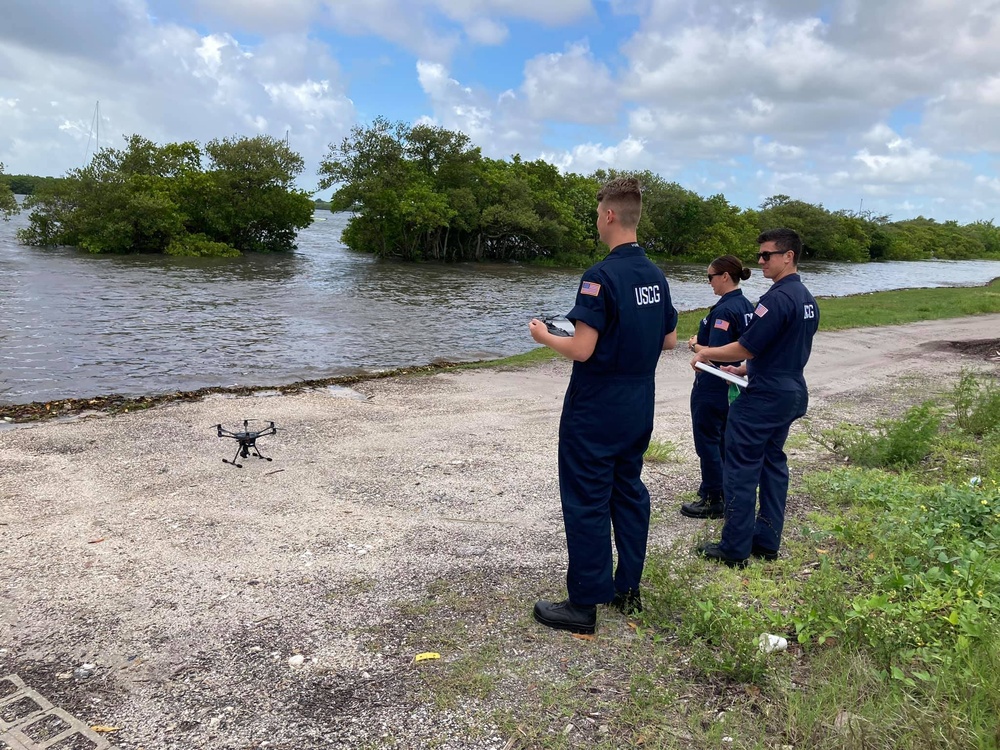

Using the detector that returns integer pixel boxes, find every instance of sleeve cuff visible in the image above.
[738,334,760,357]
[568,305,605,333]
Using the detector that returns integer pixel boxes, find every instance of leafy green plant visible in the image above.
[803,467,1000,676]
[165,232,239,257]
[952,370,1000,437]
[821,401,941,468]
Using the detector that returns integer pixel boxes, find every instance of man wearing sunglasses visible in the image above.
[689,227,819,567]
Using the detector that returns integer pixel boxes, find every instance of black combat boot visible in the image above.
[533,598,597,634]
[680,494,725,519]
[696,541,748,569]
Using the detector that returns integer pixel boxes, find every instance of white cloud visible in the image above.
[434,0,593,26]
[540,136,648,174]
[753,137,805,163]
[521,43,616,124]
[0,5,354,190]
[185,0,594,60]
[975,175,1000,193]
[852,129,961,185]
[415,61,534,157]
[263,80,351,131]
[187,0,320,32]
[463,18,509,45]
[923,74,1000,152]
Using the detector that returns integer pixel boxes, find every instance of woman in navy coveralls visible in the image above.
[681,255,755,520]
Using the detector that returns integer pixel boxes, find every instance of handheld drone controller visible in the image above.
[536,316,573,337]
[216,419,278,468]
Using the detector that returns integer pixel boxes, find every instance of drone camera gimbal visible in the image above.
[216,419,278,468]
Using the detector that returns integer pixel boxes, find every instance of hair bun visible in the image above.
[740,268,752,280]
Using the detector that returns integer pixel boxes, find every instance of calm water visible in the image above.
[3,209,1000,405]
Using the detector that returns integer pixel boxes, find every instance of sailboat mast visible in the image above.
[83,100,100,165]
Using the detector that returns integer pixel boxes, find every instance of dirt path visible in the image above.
[1,315,998,749]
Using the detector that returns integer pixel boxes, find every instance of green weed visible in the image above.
[820,400,941,468]
[644,439,677,463]
[953,370,1000,437]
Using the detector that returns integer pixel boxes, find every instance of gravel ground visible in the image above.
[1,315,999,749]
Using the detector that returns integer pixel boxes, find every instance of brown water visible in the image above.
[3,208,999,405]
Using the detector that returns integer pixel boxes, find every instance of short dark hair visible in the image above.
[757,227,803,265]
[710,254,751,283]
[596,177,642,229]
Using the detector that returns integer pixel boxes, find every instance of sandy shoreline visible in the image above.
[1,315,999,749]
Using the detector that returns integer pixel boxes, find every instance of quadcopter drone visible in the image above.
[215,419,278,468]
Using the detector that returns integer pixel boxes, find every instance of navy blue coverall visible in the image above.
[690,290,755,502]
[560,242,678,606]
[720,273,819,559]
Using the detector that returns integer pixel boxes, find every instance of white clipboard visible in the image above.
[695,361,748,388]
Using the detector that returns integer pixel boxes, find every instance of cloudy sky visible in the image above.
[1,0,998,223]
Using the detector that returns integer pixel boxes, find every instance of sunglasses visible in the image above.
[707,272,724,281]
[757,250,789,261]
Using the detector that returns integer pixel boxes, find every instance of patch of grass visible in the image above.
[457,345,559,370]
[783,430,814,450]
[420,644,502,711]
[644,438,677,463]
[642,548,786,685]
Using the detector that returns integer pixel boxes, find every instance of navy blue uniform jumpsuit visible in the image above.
[720,273,819,559]
[560,242,678,606]
[690,290,755,503]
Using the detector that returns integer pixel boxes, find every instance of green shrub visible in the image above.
[823,401,941,468]
[953,371,1000,437]
[165,233,240,257]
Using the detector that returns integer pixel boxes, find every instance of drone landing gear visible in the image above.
[224,442,271,468]
[216,420,278,468]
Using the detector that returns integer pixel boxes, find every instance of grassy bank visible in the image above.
[478,277,1000,371]
[676,275,1000,339]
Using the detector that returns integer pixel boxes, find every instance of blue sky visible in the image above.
[1,0,999,223]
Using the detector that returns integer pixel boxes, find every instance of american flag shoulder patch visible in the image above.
[581,281,601,297]
[754,303,769,317]
[714,319,730,331]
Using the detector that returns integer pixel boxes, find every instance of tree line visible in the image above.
[4,122,999,262]
[319,118,1000,264]
[0,172,61,197]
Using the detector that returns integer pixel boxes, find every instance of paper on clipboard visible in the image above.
[695,361,748,388]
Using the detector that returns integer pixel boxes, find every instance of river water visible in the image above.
[3,209,1000,405]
